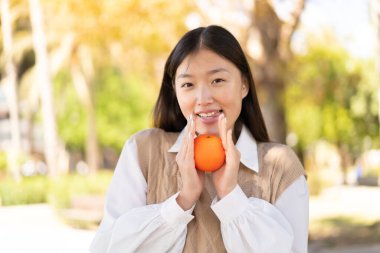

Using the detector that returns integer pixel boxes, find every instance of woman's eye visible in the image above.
[180,83,193,88]
[212,78,225,84]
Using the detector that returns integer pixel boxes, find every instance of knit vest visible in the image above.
[134,128,305,253]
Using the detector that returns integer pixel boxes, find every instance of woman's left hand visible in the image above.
[212,114,241,199]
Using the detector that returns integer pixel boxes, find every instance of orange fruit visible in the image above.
[194,134,225,172]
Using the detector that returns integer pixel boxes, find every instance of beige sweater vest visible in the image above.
[134,128,305,253]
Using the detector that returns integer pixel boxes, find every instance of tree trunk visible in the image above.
[28,0,62,176]
[86,97,99,174]
[246,0,304,143]
[259,75,287,143]
[338,143,350,185]
[71,63,100,174]
[375,0,380,136]
[1,0,21,181]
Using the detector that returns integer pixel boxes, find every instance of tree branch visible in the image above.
[279,0,305,60]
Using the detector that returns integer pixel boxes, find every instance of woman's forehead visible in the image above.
[176,49,236,78]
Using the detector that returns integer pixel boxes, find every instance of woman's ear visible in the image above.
[241,78,249,98]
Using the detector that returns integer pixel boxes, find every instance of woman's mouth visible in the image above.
[195,109,223,124]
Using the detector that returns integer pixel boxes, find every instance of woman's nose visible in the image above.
[196,85,213,105]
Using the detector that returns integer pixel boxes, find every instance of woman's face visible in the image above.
[174,48,248,135]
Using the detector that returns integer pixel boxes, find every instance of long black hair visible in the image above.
[153,25,269,142]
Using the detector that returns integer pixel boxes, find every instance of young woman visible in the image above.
[90,25,308,253]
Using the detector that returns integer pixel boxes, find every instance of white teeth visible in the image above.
[197,110,221,118]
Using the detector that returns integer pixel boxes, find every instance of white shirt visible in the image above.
[90,126,309,253]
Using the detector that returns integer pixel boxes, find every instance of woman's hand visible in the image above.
[212,114,241,199]
[176,114,205,210]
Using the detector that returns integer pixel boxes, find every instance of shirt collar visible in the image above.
[168,125,259,173]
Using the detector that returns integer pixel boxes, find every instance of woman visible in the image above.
[90,25,308,253]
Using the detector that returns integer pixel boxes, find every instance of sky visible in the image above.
[189,0,378,59]
[297,0,377,59]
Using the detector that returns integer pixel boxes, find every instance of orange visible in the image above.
[194,134,225,172]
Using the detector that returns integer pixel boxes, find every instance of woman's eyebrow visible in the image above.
[207,67,230,75]
[176,73,192,80]
[176,67,230,80]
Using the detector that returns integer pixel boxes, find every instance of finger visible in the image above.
[227,128,234,151]
[186,129,194,161]
[190,113,196,138]
[178,115,192,160]
[219,114,227,149]
[227,128,240,160]
[186,115,194,151]
[186,114,196,159]
[218,114,223,138]
[176,140,186,162]
[186,114,193,135]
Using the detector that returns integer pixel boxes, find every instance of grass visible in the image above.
[308,184,380,250]
[0,171,113,208]
[0,171,113,230]
[309,216,380,248]
[0,176,49,206]
[47,171,112,209]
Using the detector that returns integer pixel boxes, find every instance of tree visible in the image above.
[1,0,21,180]
[371,0,380,135]
[194,0,305,143]
[70,50,99,173]
[38,0,195,171]
[28,0,64,176]
[3,0,196,173]
[248,0,304,143]
[285,41,380,183]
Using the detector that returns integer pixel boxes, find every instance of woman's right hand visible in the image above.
[175,114,205,210]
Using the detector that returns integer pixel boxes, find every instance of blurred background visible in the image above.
[0,0,379,252]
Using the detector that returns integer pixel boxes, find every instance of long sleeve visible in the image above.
[211,175,309,253]
[89,137,194,253]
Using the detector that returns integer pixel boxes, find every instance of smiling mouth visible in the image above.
[196,110,223,119]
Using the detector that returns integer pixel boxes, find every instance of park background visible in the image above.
[1,0,380,252]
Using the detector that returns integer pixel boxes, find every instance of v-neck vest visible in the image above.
[133,128,305,253]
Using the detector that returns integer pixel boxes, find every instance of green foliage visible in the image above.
[285,43,380,157]
[55,71,87,150]
[0,176,48,205]
[0,171,112,207]
[95,68,154,151]
[48,171,112,209]
[5,0,194,156]
[54,66,155,153]
[306,169,324,196]
[363,166,380,178]
[0,152,7,173]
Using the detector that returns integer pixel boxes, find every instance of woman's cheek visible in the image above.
[177,97,193,118]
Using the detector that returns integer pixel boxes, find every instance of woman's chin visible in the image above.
[196,126,219,136]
